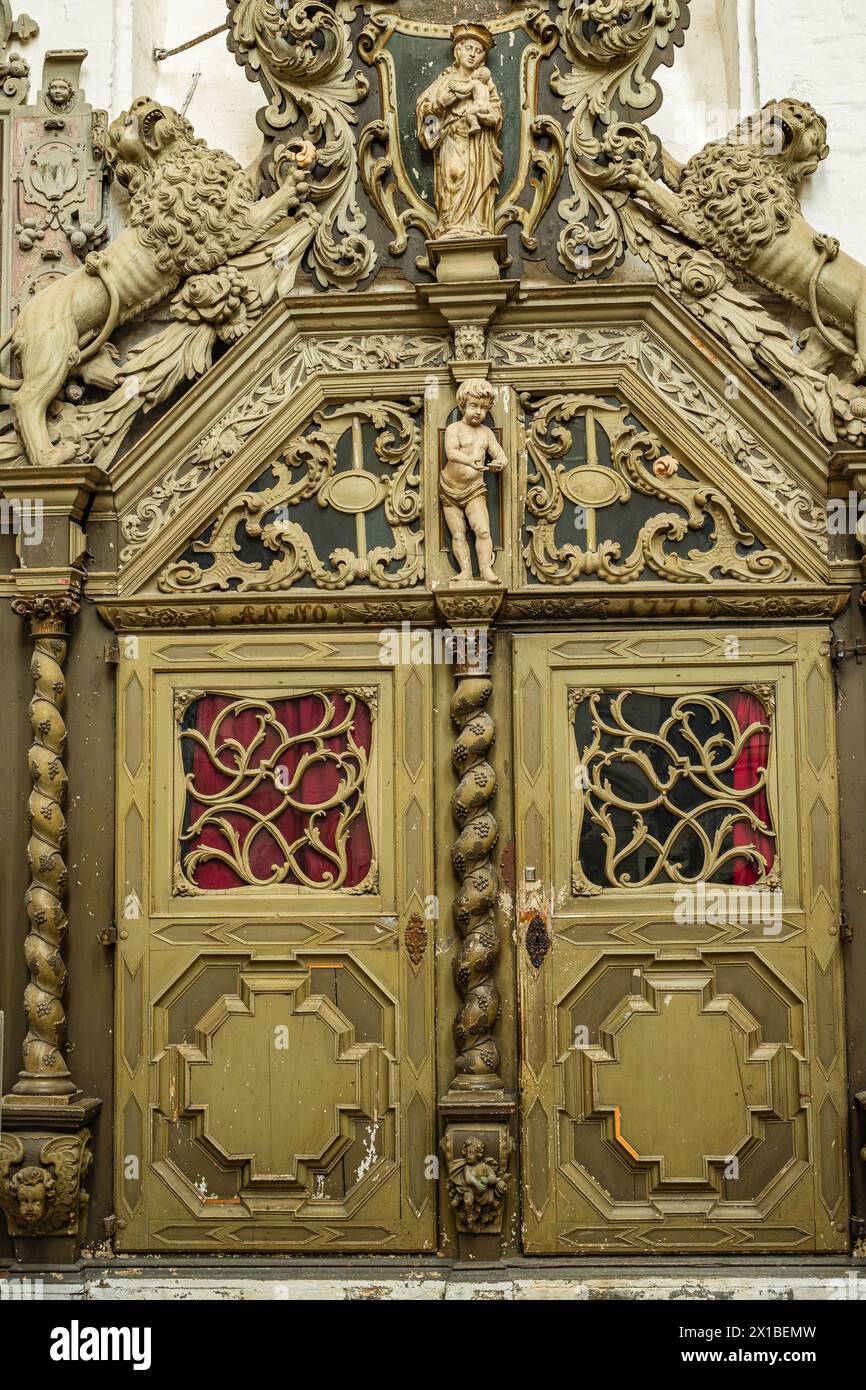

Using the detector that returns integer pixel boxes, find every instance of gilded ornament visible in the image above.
[159,399,424,594]
[404,911,427,966]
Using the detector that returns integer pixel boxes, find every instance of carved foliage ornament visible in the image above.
[521,391,792,585]
[10,592,81,1096]
[554,0,683,277]
[159,397,424,593]
[227,0,375,289]
[450,664,501,1080]
[358,7,563,258]
[118,334,448,565]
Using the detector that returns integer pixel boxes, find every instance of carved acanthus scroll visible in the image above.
[554,0,683,277]
[228,0,375,289]
[521,391,792,585]
[159,398,424,594]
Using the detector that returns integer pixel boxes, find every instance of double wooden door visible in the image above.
[115,625,848,1254]
[514,627,849,1253]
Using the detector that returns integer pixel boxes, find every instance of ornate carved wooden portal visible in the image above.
[515,630,848,1253]
[3,0,863,1264]
[115,634,435,1251]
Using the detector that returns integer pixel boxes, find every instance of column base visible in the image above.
[0,1096,100,1261]
[440,1090,515,1257]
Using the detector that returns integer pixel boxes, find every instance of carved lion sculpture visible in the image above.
[626,98,866,381]
[0,96,315,467]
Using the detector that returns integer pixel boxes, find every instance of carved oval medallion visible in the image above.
[559,465,630,510]
[319,470,387,515]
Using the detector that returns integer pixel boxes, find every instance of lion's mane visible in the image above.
[677,102,828,265]
[113,114,259,278]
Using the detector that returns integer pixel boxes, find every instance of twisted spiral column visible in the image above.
[11,594,80,1097]
[449,636,502,1086]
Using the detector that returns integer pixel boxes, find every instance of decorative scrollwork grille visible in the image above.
[570,686,777,893]
[176,689,376,892]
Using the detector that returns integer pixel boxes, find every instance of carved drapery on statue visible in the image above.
[416,23,503,239]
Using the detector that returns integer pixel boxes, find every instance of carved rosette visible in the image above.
[449,641,501,1082]
[10,593,80,1096]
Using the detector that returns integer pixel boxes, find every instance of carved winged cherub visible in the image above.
[446,1137,509,1231]
[0,97,316,467]
[624,99,866,381]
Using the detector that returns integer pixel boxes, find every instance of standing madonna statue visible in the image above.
[416,22,504,239]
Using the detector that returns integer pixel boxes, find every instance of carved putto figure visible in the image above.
[441,377,506,585]
[416,23,503,239]
[446,1137,509,1232]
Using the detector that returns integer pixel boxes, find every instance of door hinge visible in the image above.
[97,921,118,947]
[103,642,120,665]
[840,911,853,945]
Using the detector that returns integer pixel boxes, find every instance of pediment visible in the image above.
[102,282,842,626]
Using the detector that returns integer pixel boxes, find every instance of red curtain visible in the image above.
[728,691,775,886]
[182,692,373,890]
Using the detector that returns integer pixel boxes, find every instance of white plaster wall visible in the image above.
[16,0,264,166]
[752,0,866,262]
[13,0,866,258]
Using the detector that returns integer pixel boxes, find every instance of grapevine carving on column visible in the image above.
[450,632,502,1085]
[10,593,80,1096]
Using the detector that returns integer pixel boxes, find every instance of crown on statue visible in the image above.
[450,22,495,53]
